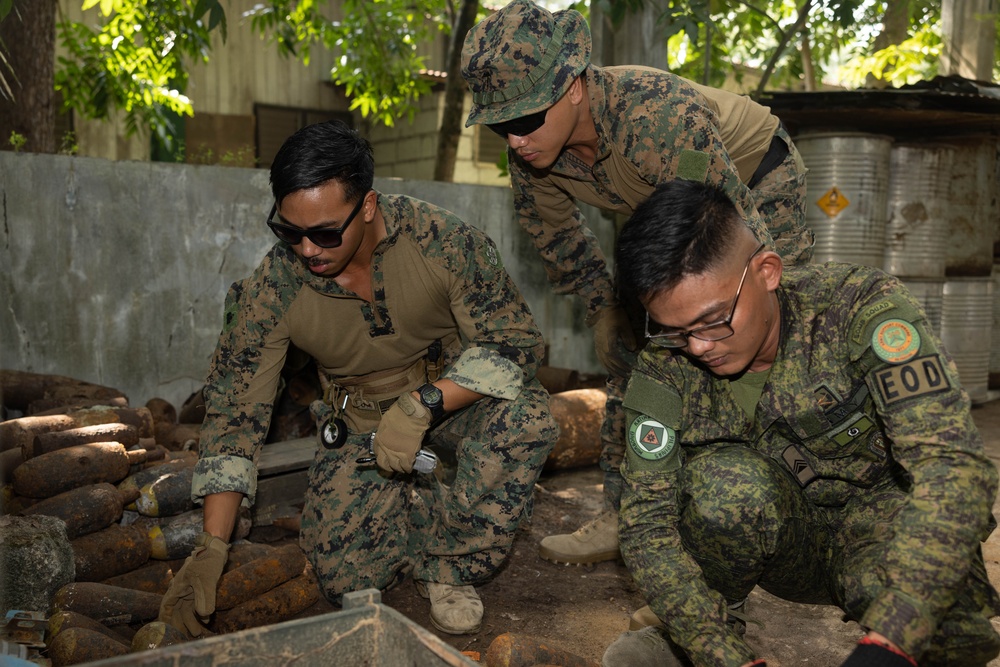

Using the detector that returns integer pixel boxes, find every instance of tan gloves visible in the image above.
[158,531,230,637]
[587,305,638,377]
[373,392,431,473]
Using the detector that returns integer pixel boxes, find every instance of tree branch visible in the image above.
[753,0,814,98]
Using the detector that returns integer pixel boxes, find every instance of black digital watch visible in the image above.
[416,383,445,422]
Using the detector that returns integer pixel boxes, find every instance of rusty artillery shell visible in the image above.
[48,610,129,643]
[12,442,147,498]
[65,406,155,438]
[0,446,24,484]
[145,398,177,428]
[118,458,194,509]
[210,572,320,633]
[102,559,174,595]
[155,422,202,452]
[48,626,130,666]
[22,483,125,539]
[224,542,276,571]
[53,582,162,626]
[142,449,198,468]
[148,509,203,560]
[135,466,195,517]
[0,414,76,453]
[71,523,151,582]
[485,633,600,667]
[0,369,125,412]
[544,389,607,472]
[28,423,139,459]
[131,621,187,652]
[215,543,307,610]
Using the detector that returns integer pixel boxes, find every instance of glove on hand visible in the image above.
[587,305,638,377]
[840,640,915,667]
[158,531,230,637]
[374,392,431,473]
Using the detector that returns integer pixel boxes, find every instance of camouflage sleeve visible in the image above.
[848,275,998,657]
[509,158,617,317]
[192,251,297,507]
[619,360,757,666]
[623,80,773,252]
[432,206,547,395]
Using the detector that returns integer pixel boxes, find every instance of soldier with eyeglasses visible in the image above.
[158,120,557,638]
[460,0,814,566]
[603,179,1000,667]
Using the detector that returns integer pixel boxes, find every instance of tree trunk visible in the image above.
[866,0,910,89]
[801,30,816,91]
[0,0,58,153]
[433,0,480,182]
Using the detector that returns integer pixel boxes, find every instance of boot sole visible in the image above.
[538,546,621,565]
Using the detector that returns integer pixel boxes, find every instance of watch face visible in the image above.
[421,384,443,406]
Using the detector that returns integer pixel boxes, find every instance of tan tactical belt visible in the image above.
[320,358,428,433]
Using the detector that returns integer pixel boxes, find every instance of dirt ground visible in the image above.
[280,396,1000,666]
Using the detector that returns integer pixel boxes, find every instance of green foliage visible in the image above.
[245,0,447,127]
[8,130,25,152]
[54,0,227,152]
[59,131,79,155]
[627,0,944,93]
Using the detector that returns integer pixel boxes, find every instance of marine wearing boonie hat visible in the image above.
[461,0,591,127]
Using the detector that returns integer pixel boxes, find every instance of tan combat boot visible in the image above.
[416,581,483,635]
[538,509,620,565]
[629,605,665,630]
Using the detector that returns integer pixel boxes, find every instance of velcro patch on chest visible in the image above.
[870,354,951,407]
[628,415,676,461]
[782,444,817,486]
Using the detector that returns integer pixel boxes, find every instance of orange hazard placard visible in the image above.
[816,186,849,218]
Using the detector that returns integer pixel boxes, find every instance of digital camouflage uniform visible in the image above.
[620,263,1000,666]
[462,2,814,509]
[192,193,557,602]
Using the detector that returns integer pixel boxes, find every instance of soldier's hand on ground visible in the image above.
[587,305,638,377]
[158,531,230,637]
[373,392,431,473]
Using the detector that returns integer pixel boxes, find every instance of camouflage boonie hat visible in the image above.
[461,0,591,127]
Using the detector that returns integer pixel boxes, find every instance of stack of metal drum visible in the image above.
[796,133,998,404]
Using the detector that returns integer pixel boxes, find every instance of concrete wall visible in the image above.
[0,152,611,411]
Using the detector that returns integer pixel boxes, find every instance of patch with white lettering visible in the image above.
[850,300,896,344]
[628,415,676,461]
[870,354,951,407]
[871,319,921,364]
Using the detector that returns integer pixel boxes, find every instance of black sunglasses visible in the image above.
[486,108,548,138]
[266,194,367,248]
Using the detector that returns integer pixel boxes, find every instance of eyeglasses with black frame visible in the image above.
[644,242,767,348]
[266,193,367,249]
[486,108,548,138]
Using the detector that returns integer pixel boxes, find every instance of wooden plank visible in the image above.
[258,438,316,476]
[252,470,309,527]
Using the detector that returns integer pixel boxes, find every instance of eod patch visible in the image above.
[628,415,676,461]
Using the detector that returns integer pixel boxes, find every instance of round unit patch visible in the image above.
[628,416,676,461]
[871,319,920,364]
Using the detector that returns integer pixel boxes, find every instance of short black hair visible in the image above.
[269,120,375,205]
[616,180,747,301]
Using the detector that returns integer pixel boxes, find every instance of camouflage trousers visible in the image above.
[299,381,557,604]
[675,446,1000,666]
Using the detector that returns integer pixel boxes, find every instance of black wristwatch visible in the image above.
[416,383,445,422]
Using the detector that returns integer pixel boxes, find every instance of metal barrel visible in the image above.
[795,132,892,267]
[942,136,998,277]
[941,277,994,404]
[883,143,955,278]
[901,277,944,336]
